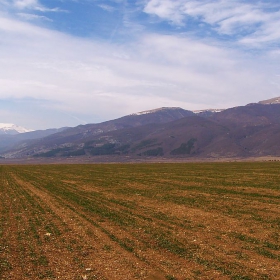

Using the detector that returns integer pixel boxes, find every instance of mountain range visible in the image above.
[1,97,280,160]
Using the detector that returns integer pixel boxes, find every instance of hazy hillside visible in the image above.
[2,107,194,158]
[2,100,280,159]
[0,127,68,153]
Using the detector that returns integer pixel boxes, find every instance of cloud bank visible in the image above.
[0,0,279,129]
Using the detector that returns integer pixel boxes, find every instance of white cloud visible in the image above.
[11,0,65,12]
[143,0,280,46]
[240,12,280,46]
[17,12,52,21]
[0,13,279,128]
[144,0,185,25]
[98,4,115,12]
[14,0,38,9]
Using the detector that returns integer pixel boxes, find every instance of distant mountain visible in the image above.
[0,127,68,153]
[2,98,280,159]
[0,123,33,135]
[1,107,194,158]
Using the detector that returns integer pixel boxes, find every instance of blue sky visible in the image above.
[0,0,280,129]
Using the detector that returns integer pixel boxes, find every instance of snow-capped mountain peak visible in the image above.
[0,123,33,135]
[131,107,182,116]
[258,97,280,105]
[193,109,224,114]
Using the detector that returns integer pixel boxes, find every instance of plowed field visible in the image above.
[0,163,280,279]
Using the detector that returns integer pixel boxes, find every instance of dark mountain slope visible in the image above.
[211,104,280,126]
[33,107,194,145]
[14,116,243,158]
[2,108,194,158]
[3,102,280,159]
[208,103,280,157]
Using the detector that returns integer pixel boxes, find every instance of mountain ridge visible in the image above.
[2,97,280,160]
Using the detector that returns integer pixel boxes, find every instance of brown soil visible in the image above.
[1,163,280,279]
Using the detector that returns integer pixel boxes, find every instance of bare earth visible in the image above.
[0,163,279,279]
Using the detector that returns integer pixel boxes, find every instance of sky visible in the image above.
[0,0,280,129]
